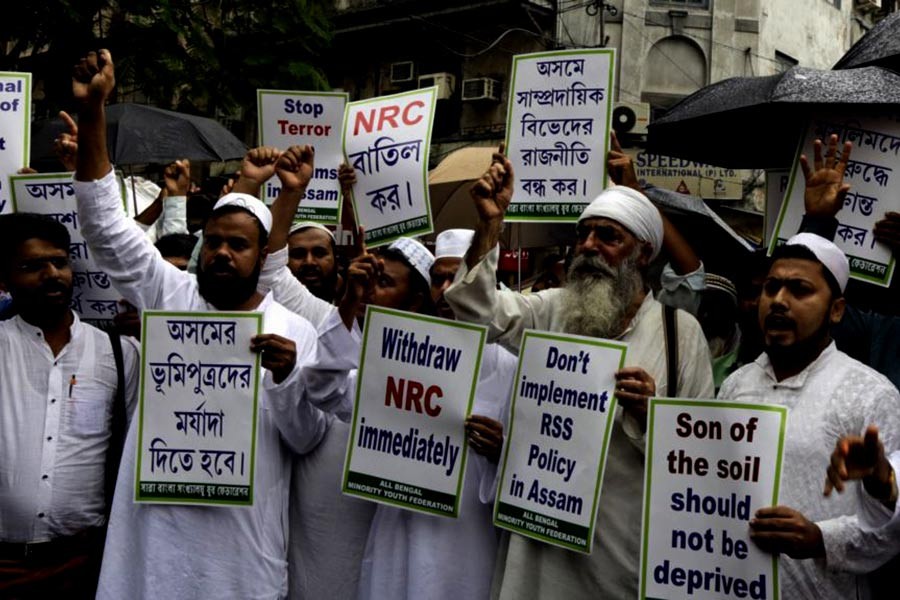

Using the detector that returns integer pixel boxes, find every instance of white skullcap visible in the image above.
[289,221,336,242]
[435,229,474,260]
[783,233,849,293]
[578,185,664,261]
[387,237,434,286]
[213,193,273,234]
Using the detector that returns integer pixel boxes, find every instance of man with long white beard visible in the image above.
[444,152,714,599]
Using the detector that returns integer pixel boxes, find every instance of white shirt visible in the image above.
[296,310,520,600]
[444,246,715,600]
[719,343,900,600]
[73,169,328,599]
[259,246,336,331]
[0,312,139,543]
[136,195,188,243]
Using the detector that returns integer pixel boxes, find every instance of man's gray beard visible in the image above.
[560,252,643,339]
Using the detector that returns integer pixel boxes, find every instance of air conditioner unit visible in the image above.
[612,102,651,136]
[418,73,456,100]
[854,0,881,11]
[389,61,415,84]
[462,77,501,102]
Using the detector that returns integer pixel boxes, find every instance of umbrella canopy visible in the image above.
[30,104,248,168]
[647,65,900,169]
[105,104,247,164]
[834,11,900,72]
[427,145,573,248]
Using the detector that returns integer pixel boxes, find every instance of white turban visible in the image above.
[577,185,664,261]
[387,237,435,286]
[435,229,474,260]
[289,220,336,242]
[784,233,849,293]
[213,193,273,234]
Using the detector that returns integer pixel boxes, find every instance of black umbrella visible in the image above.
[834,11,900,72]
[105,104,246,164]
[30,103,247,168]
[647,65,900,169]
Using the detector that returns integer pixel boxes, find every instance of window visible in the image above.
[775,51,799,73]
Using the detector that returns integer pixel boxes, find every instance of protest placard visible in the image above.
[640,399,787,600]
[257,89,348,223]
[0,72,31,215]
[342,88,436,247]
[135,311,262,506]
[765,170,790,246]
[342,306,485,517]
[505,49,615,221]
[770,112,900,286]
[10,172,127,324]
[494,330,626,553]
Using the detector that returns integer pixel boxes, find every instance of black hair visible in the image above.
[155,233,198,260]
[378,247,437,315]
[206,205,269,248]
[771,243,843,298]
[0,213,71,275]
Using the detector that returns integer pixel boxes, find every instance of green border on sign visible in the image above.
[134,310,263,506]
[340,88,437,248]
[256,89,350,225]
[493,328,628,553]
[9,172,128,214]
[0,72,31,182]
[768,120,896,287]
[638,398,787,599]
[341,305,487,517]
[503,49,616,223]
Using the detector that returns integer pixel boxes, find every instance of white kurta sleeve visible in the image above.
[818,388,900,573]
[73,169,194,311]
[156,196,188,238]
[674,310,715,399]
[444,245,554,353]
[299,310,362,421]
[263,318,329,455]
[258,245,336,330]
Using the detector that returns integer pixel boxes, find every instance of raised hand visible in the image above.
[339,227,382,329]
[824,425,895,506]
[276,145,315,192]
[242,146,281,185]
[801,134,853,218]
[470,144,514,224]
[72,49,115,106]
[874,212,900,254]
[338,163,357,196]
[164,159,191,196]
[607,131,641,191]
[54,111,79,171]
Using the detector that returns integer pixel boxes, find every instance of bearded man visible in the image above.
[443,153,714,599]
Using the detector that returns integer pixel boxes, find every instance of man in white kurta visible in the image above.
[720,233,900,599]
[70,50,328,598]
[444,157,714,599]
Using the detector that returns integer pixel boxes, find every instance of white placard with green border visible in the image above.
[504,49,615,221]
[342,306,486,517]
[10,172,127,325]
[342,88,436,247]
[640,398,787,600]
[135,311,262,506]
[769,112,900,287]
[0,72,31,215]
[257,89,348,223]
[494,329,626,553]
